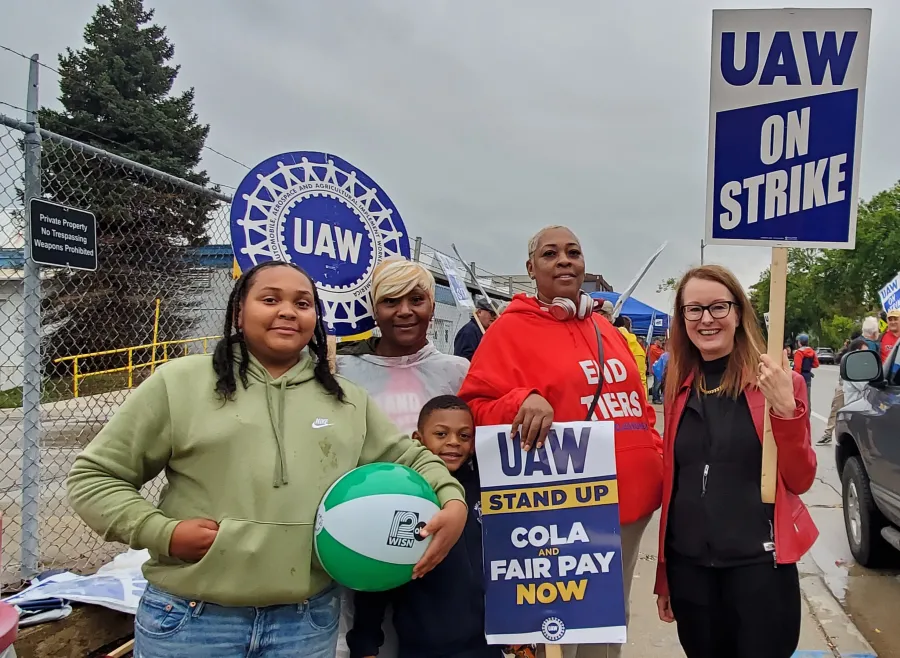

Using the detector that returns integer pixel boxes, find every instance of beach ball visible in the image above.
[314,463,440,591]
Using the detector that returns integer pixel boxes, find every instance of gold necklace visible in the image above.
[698,377,724,395]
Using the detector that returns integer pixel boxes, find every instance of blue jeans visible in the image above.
[134,584,340,658]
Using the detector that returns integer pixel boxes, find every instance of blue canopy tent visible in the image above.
[589,291,670,336]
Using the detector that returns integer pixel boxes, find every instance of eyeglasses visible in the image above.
[681,301,736,321]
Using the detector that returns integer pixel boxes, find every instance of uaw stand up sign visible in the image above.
[476,421,625,647]
[230,152,410,336]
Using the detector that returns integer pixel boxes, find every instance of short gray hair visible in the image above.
[862,316,879,338]
[527,225,580,258]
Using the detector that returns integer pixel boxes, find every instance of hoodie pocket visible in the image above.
[177,518,316,606]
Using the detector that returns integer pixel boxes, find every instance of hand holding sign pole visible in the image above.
[706,9,870,503]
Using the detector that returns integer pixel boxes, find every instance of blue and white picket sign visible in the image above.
[434,252,475,309]
[476,421,625,645]
[229,152,410,336]
[879,274,900,313]
[706,9,871,249]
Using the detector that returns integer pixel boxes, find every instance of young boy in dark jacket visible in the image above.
[348,395,505,658]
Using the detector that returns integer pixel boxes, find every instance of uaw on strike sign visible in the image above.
[707,9,871,249]
[476,421,625,646]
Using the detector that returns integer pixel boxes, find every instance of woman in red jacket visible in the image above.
[459,225,663,658]
[654,265,818,658]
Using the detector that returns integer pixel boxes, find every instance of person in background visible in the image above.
[336,257,471,658]
[637,335,647,356]
[651,348,669,405]
[599,299,615,322]
[615,315,648,391]
[453,297,497,361]
[819,318,879,445]
[860,317,880,353]
[66,261,468,658]
[880,309,900,361]
[348,395,506,658]
[792,334,819,407]
[655,264,817,658]
[459,225,663,658]
[648,337,665,402]
[842,337,871,406]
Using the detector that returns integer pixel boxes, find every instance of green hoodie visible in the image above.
[67,353,465,607]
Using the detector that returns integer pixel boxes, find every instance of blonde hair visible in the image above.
[665,265,765,402]
[371,258,435,305]
[527,225,579,258]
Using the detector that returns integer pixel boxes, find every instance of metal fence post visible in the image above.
[20,54,43,578]
[412,236,422,262]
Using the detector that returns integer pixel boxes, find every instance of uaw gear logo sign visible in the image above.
[230,151,410,336]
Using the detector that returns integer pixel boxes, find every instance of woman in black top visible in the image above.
[654,265,818,658]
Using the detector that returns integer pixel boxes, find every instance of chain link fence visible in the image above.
[0,102,527,586]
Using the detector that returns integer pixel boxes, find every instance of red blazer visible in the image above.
[654,370,818,596]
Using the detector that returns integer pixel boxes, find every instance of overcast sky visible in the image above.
[1,0,897,310]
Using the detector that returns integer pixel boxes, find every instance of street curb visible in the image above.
[798,554,877,657]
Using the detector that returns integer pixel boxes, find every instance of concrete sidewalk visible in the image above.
[625,513,840,657]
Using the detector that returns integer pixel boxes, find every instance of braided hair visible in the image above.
[212,261,345,403]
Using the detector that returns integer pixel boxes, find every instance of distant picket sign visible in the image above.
[879,274,900,313]
[706,8,871,249]
[434,252,475,309]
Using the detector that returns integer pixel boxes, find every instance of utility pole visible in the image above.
[700,239,706,265]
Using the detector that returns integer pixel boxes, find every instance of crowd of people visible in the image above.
[818,308,900,446]
[66,225,821,658]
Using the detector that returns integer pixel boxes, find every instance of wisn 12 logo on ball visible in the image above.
[230,152,410,336]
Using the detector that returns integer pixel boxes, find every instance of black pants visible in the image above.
[667,560,801,658]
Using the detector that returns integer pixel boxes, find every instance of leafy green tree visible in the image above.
[657,276,679,293]
[749,181,900,347]
[38,0,215,375]
[820,315,858,350]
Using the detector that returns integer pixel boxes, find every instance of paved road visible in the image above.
[806,364,900,658]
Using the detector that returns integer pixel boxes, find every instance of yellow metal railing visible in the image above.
[54,335,221,398]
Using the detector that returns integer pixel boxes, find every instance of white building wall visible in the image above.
[0,280,23,390]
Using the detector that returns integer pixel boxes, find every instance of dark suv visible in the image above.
[836,347,900,566]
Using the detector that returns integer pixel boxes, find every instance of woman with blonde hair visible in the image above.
[335,257,470,658]
[654,265,818,658]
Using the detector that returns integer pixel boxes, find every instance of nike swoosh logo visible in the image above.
[312,420,333,429]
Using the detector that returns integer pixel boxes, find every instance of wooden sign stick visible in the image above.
[545,645,563,658]
[760,246,788,504]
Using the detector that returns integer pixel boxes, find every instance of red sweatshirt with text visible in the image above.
[458,295,664,525]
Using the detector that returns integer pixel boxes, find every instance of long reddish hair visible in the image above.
[664,265,765,403]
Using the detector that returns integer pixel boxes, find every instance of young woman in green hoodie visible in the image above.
[67,260,468,658]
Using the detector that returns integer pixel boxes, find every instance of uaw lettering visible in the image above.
[229,151,410,336]
[879,274,900,313]
[706,9,871,249]
[476,421,626,646]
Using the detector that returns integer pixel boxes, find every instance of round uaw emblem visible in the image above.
[541,617,566,642]
[229,151,410,336]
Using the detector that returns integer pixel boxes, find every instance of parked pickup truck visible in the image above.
[835,347,900,567]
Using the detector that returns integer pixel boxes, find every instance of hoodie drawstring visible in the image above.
[265,377,290,487]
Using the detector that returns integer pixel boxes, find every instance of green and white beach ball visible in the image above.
[314,463,440,591]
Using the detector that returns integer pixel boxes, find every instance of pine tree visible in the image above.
[38,0,216,379]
